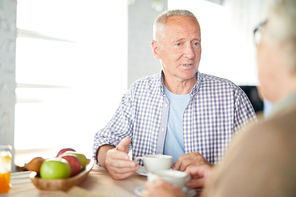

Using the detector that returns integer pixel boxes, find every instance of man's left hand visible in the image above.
[173,152,211,171]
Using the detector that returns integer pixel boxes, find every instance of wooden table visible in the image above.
[1,166,201,197]
[1,165,147,197]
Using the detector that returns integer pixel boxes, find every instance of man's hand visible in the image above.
[98,137,140,180]
[173,152,211,171]
[142,178,185,197]
[185,164,213,189]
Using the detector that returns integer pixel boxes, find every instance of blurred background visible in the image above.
[0,0,268,171]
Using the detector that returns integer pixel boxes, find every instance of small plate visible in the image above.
[134,185,196,197]
[136,166,148,176]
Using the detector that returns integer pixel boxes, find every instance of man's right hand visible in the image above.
[98,137,140,180]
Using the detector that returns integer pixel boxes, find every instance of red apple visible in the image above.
[62,151,87,170]
[60,155,82,177]
[56,148,76,157]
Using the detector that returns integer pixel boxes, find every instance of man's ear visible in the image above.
[151,40,161,60]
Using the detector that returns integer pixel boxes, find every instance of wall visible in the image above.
[0,0,17,172]
[128,0,168,87]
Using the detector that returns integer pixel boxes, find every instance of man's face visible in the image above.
[152,16,201,82]
[256,23,287,103]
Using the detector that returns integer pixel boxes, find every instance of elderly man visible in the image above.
[143,0,296,196]
[93,9,256,180]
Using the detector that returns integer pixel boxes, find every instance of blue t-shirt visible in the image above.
[163,85,190,165]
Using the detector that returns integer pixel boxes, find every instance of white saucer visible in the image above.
[136,166,148,176]
[134,185,196,197]
[134,185,145,196]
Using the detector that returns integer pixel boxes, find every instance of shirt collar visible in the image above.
[190,72,200,97]
[159,71,165,95]
[159,70,200,97]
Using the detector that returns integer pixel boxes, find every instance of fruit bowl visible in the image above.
[30,158,94,191]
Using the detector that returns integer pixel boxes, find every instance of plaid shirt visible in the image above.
[93,71,256,165]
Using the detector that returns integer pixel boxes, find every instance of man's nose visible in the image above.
[184,44,195,59]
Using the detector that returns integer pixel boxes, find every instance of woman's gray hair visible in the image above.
[153,9,199,41]
[264,0,296,71]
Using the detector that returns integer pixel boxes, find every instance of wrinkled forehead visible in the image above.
[163,16,201,36]
[154,15,200,41]
[166,15,199,28]
[164,16,199,32]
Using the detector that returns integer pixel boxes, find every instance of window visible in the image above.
[15,0,127,159]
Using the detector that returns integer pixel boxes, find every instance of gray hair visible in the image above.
[264,0,296,71]
[153,9,199,41]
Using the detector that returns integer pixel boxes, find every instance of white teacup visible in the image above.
[135,154,172,173]
[147,170,191,188]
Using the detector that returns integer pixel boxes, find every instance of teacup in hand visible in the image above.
[147,170,191,188]
[135,154,172,173]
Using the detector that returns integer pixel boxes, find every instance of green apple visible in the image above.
[62,151,87,170]
[40,158,71,179]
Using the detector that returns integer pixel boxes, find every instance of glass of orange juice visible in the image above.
[0,145,12,193]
